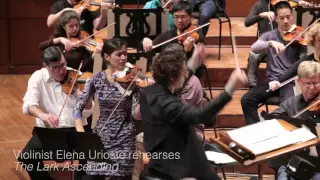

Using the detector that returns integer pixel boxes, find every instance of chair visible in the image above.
[196,64,213,99]
[191,0,234,60]
[259,96,280,113]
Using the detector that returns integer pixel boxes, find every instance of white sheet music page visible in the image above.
[227,119,288,147]
[246,127,316,155]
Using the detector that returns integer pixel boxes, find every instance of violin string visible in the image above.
[98,71,141,136]
[151,22,210,50]
[58,62,83,120]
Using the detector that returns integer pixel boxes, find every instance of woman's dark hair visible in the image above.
[42,46,63,65]
[152,43,187,86]
[101,38,128,58]
[172,0,193,15]
[53,10,80,38]
[274,1,292,17]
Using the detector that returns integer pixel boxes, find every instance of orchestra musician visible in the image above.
[269,22,320,89]
[241,1,307,125]
[72,38,148,180]
[19,46,93,180]
[47,0,116,35]
[139,45,248,180]
[142,0,205,58]
[40,10,101,73]
[245,0,312,88]
[268,61,320,180]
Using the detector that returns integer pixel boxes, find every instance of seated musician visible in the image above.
[142,0,205,58]
[140,46,248,180]
[47,0,115,35]
[40,10,101,73]
[19,46,92,180]
[241,1,307,125]
[268,61,320,180]
[269,22,320,90]
[245,0,312,88]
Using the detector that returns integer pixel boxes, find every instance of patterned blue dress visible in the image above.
[73,71,139,176]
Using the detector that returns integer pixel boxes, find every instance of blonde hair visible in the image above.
[297,61,320,79]
[305,23,320,47]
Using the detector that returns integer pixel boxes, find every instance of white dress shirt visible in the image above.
[22,68,92,128]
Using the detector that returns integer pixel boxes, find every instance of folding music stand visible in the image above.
[210,120,319,180]
[107,7,169,49]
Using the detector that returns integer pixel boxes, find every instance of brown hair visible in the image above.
[151,43,187,86]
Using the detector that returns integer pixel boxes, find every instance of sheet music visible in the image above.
[227,120,288,147]
[205,151,237,164]
[246,127,316,155]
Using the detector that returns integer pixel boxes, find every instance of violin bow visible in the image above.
[71,22,117,48]
[162,0,172,8]
[275,17,320,57]
[293,97,320,118]
[98,71,141,136]
[58,62,83,120]
[266,76,297,92]
[150,22,211,50]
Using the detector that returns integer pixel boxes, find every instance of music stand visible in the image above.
[34,127,115,163]
[210,120,319,180]
[107,7,169,49]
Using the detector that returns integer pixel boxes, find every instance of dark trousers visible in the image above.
[241,81,295,125]
[191,0,218,36]
[18,125,90,180]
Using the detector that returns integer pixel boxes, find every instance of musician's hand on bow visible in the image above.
[269,40,285,54]
[259,12,275,22]
[268,80,280,91]
[40,113,59,128]
[142,38,153,51]
[58,37,74,52]
[183,37,194,52]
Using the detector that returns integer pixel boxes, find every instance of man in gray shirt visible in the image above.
[241,1,307,125]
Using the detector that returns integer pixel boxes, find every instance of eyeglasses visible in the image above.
[173,15,190,20]
[300,80,320,88]
[48,62,67,72]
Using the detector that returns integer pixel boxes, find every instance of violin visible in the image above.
[74,0,104,12]
[61,69,93,94]
[70,30,103,53]
[177,24,200,43]
[114,63,154,88]
[270,0,299,7]
[283,24,307,46]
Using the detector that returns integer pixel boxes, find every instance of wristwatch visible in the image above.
[268,41,273,48]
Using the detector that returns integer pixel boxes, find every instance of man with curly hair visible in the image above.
[139,43,248,179]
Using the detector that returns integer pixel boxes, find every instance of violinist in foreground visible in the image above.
[19,46,93,180]
[40,10,102,72]
[241,1,307,125]
[47,0,115,35]
[267,61,320,180]
[73,38,153,180]
[140,46,248,179]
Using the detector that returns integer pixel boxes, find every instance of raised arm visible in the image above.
[245,2,262,27]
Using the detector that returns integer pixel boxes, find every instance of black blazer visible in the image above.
[140,83,231,180]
